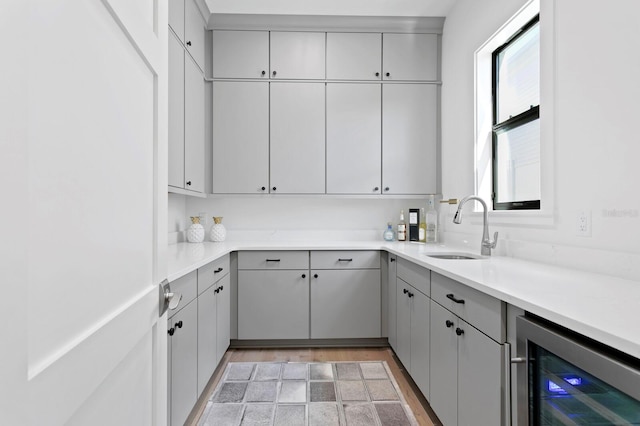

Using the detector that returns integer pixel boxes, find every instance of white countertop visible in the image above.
[167,240,640,359]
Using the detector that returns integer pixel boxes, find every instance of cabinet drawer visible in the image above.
[397,257,430,296]
[431,272,505,342]
[169,270,197,318]
[198,254,230,294]
[238,250,309,270]
[311,250,380,269]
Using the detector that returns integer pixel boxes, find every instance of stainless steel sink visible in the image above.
[426,253,482,260]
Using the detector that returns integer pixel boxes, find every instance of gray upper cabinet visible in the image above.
[212,81,269,194]
[169,0,205,72]
[270,82,326,194]
[270,31,326,80]
[168,33,185,189]
[212,30,269,79]
[382,83,438,195]
[326,83,381,194]
[326,32,382,80]
[382,33,439,81]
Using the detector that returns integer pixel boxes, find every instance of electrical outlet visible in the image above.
[576,210,591,237]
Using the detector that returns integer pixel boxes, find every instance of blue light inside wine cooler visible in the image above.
[548,377,583,394]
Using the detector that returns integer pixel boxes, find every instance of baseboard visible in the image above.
[230,338,390,349]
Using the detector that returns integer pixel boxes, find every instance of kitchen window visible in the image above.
[491,15,540,210]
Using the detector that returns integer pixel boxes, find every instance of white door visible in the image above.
[4,1,169,424]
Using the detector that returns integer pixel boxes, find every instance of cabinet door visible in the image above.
[170,300,198,426]
[238,270,310,339]
[382,84,437,195]
[212,81,269,193]
[270,83,325,194]
[326,32,381,80]
[310,269,381,339]
[458,319,504,426]
[184,55,205,193]
[216,274,231,364]
[212,30,269,79]
[410,289,430,400]
[168,32,185,189]
[387,256,397,350]
[395,279,412,369]
[197,285,217,396]
[382,33,438,81]
[168,0,185,42]
[429,300,458,426]
[270,31,325,79]
[326,83,381,194]
[184,0,205,72]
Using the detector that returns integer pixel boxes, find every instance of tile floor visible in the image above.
[198,361,418,426]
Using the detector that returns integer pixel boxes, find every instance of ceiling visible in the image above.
[204,0,457,17]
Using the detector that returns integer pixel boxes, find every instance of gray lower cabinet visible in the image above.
[169,299,198,426]
[237,251,310,339]
[387,254,397,349]
[429,272,506,426]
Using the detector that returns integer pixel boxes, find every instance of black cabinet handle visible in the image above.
[175,320,183,329]
[272,71,277,76]
[302,274,306,278]
[261,70,266,76]
[272,186,277,191]
[168,328,175,336]
[314,274,318,278]
[186,181,192,186]
[266,259,281,262]
[390,258,395,262]
[384,187,390,192]
[186,40,192,46]
[408,292,414,298]
[219,285,223,291]
[446,293,465,304]
[403,288,408,294]
[338,258,353,262]
[375,72,380,77]
[445,320,454,328]
[385,72,390,77]
[456,327,464,336]
[214,287,220,294]
[214,267,223,273]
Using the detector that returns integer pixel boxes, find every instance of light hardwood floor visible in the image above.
[187,347,442,426]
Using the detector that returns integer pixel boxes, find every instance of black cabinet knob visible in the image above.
[390,258,395,262]
[385,72,390,77]
[403,288,408,294]
[186,181,192,186]
[261,186,266,191]
[445,320,454,328]
[261,70,266,76]
[168,328,175,336]
[272,186,277,191]
[302,274,306,278]
[272,71,277,76]
[314,274,318,278]
[214,287,220,294]
[375,72,380,77]
[175,320,183,329]
[186,41,192,46]
[384,187,390,192]
[220,285,224,291]
[455,327,464,336]
[408,292,414,298]
[374,187,379,191]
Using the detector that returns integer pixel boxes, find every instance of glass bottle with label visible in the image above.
[419,208,427,242]
[397,210,407,242]
[426,198,438,243]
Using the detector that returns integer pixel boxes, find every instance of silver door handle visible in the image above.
[159,279,182,317]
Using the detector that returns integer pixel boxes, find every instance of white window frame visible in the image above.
[474,0,555,225]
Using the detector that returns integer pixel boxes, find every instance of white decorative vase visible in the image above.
[210,216,227,242]
[186,217,205,243]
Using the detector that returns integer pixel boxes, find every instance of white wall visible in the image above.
[441,0,640,280]
[184,196,428,241]
[168,193,188,243]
